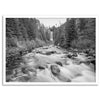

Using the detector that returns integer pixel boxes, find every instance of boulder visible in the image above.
[50,65,60,76]
[55,61,63,66]
[37,65,45,70]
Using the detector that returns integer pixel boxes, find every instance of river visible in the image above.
[10,45,96,82]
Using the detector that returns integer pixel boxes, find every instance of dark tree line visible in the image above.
[51,18,95,50]
[6,18,51,49]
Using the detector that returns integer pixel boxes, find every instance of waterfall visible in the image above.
[50,31,53,41]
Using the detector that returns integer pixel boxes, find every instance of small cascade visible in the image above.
[50,31,53,42]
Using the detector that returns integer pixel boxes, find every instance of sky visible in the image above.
[37,18,66,27]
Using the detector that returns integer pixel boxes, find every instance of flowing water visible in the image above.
[7,45,96,82]
[50,31,53,41]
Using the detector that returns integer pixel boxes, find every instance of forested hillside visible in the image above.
[51,18,95,50]
[6,18,51,72]
[6,18,51,49]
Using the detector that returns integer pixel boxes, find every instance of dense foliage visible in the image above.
[51,18,95,50]
[6,18,51,73]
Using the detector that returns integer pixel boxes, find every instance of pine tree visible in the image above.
[65,18,77,47]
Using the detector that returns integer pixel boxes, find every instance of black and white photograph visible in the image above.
[1,0,100,100]
[3,17,96,85]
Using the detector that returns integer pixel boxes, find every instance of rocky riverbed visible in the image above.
[6,45,96,82]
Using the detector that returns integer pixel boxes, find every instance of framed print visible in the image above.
[2,16,98,86]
